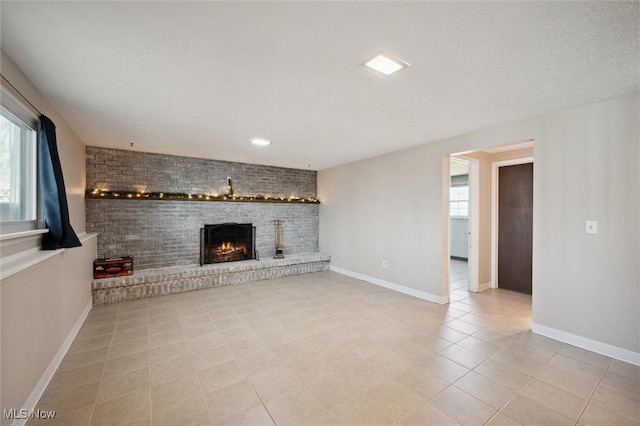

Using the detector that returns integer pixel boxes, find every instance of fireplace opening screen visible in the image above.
[200,223,256,266]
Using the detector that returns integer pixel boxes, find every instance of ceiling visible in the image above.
[1,2,638,171]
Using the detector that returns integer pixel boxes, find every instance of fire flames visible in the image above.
[215,242,247,256]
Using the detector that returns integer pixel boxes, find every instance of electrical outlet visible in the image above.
[382,260,388,268]
[586,220,598,234]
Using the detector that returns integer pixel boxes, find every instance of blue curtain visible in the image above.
[39,115,81,250]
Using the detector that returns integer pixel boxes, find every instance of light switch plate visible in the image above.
[586,220,598,234]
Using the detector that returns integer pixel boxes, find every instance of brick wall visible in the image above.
[86,147,319,269]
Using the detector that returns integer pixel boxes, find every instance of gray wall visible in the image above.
[319,92,639,356]
[86,147,319,269]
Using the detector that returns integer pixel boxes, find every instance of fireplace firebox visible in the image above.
[200,223,256,266]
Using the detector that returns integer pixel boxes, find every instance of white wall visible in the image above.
[449,218,468,259]
[319,92,639,359]
[1,50,95,421]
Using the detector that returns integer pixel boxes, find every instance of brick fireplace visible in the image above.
[86,147,319,270]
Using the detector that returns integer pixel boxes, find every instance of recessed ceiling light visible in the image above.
[251,138,271,146]
[363,53,409,76]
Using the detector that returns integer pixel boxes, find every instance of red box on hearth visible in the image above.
[93,257,133,279]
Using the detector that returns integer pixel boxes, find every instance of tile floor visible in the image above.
[31,270,639,426]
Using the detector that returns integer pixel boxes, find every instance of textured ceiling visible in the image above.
[1,1,638,170]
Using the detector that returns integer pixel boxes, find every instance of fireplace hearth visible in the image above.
[200,223,256,266]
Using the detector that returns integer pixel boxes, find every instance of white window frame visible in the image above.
[449,185,469,218]
[0,85,41,235]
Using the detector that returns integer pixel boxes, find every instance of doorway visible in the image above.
[448,156,479,300]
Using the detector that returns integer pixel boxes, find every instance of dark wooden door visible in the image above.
[498,163,533,294]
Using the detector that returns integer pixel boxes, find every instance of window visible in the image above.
[450,185,469,217]
[0,105,37,230]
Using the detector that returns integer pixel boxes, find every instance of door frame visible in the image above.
[491,156,534,289]
[444,155,480,296]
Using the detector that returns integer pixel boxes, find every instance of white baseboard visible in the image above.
[13,299,93,426]
[330,265,448,304]
[476,282,492,292]
[532,322,640,366]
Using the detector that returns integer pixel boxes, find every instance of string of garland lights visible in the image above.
[85,189,320,204]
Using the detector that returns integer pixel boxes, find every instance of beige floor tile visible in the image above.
[46,362,105,397]
[505,340,555,364]
[103,351,150,378]
[420,353,470,383]
[445,318,482,335]
[38,381,100,414]
[191,344,234,371]
[518,378,587,420]
[546,353,605,382]
[338,359,392,391]
[98,366,150,402]
[152,373,203,408]
[30,406,93,426]
[147,310,178,324]
[57,346,110,372]
[365,349,414,378]
[150,353,195,385]
[149,319,181,336]
[319,347,363,370]
[264,385,324,425]
[590,384,640,422]
[107,337,149,360]
[67,333,113,355]
[112,326,149,345]
[187,331,226,353]
[438,344,490,369]
[558,344,612,369]
[303,412,338,426]
[608,359,640,378]
[490,350,546,375]
[235,348,283,376]
[484,412,522,426]
[431,386,496,426]
[600,369,640,400]
[533,364,599,399]
[456,335,501,357]
[394,365,449,400]
[92,387,151,425]
[328,393,395,426]
[34,272,640,426]
[475,359,532,390]
[150,341,190,365]
[183,321,220,339]
[152,391,212,425]
[198,360,246,393]
[149,328,185,349]
[249,365,302,401]
[453,371,516,409]
[179,312,213,329]
[365,379,425,421]
[118,309,149,322]
[206,379,261,422]
[116,317,149,332]
[306,372,359,410]
[398,402,460,426]
[218,404,275,426]
[500,394,573,426]
[579,401,638,425]
[76,323,115,341]
[289,354,338,383]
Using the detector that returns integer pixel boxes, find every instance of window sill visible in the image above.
[0,232,98,280]
[0,228,48,241]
